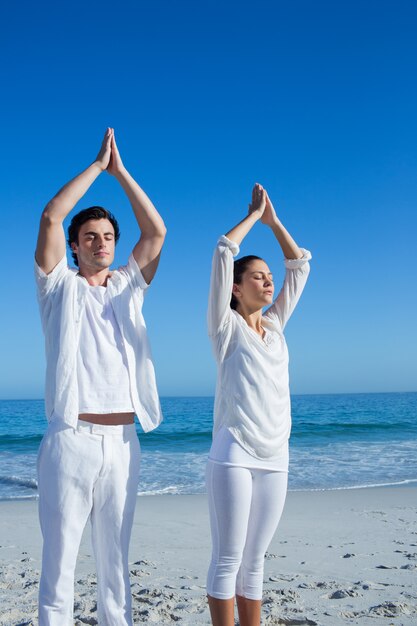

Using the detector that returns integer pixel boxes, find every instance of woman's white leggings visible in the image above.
[206,460,288,600]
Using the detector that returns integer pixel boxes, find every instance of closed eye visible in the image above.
[252,273,273,281]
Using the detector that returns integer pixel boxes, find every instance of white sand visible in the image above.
[1,486,416,625]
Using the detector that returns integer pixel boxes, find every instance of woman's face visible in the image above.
[233,259,274,311]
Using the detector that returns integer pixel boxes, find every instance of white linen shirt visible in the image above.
[208,236,311,460]
[77,286,134,414]
[35,254,163,432]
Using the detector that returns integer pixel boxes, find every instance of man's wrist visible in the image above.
[91,161,106,173]
[113,165,129,180]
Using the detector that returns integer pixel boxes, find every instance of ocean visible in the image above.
[0,393,416,500]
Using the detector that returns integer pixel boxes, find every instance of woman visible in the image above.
[206,183,311,626]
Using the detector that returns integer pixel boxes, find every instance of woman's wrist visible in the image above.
[248,208,264,221]
[271,215,282,228]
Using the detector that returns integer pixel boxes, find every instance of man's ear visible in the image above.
[70,242,78,253]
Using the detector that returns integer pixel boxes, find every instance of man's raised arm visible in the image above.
[35,129,113,274]
[107,133,167,284]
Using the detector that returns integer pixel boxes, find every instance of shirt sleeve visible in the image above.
[120,254,150,292]
[207,236,239,337]
[264,248,312,329]
[34,256,69,300]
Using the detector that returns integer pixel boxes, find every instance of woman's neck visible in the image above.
[236,305,264,337]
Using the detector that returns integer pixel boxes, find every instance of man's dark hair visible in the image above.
[230,255,263,310]
[67,206,121,266]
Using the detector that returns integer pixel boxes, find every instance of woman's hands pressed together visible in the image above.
[249,183,267,219]
[262,192,279,227]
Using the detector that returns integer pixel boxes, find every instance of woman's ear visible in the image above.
[232,283,241,299]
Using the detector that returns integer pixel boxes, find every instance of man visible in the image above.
[35,128,166,625]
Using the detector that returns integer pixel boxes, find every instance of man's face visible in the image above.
[71,218,116,272]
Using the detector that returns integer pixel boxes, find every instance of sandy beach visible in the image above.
[0,486,416,625]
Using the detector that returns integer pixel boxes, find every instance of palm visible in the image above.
[248,183,266,216]
[96,129,112,171]
[107,135,124,176]
[261,194,277,226]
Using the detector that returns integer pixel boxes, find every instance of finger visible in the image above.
[112,135,120,154]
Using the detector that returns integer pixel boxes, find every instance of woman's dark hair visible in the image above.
[67,206,121,266]
[230,255,263,310]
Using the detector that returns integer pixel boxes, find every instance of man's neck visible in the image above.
[78,266,112,287]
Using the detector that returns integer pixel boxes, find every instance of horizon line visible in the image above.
[1,389,416,403]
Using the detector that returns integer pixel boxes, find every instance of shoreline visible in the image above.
[2,478,417,504]
[1,485,416,624]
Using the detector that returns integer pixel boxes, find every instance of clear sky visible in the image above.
[0,0,416,398]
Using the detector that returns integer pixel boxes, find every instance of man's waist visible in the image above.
[78,412,135,425]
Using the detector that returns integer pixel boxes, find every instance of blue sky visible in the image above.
[1,0,416,398]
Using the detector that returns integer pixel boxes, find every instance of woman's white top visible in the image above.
[208,235,311,461]
[77,286,134,414]
[209,425,289,471]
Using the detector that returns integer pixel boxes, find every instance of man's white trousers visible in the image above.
[37,420,141,626]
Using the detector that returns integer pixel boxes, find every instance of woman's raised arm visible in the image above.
[208,184,266,337]
[225,183,267,245]
[261,192,303,260]
[262,192,311,328]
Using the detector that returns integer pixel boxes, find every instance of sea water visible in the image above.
[0,393,416,499]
